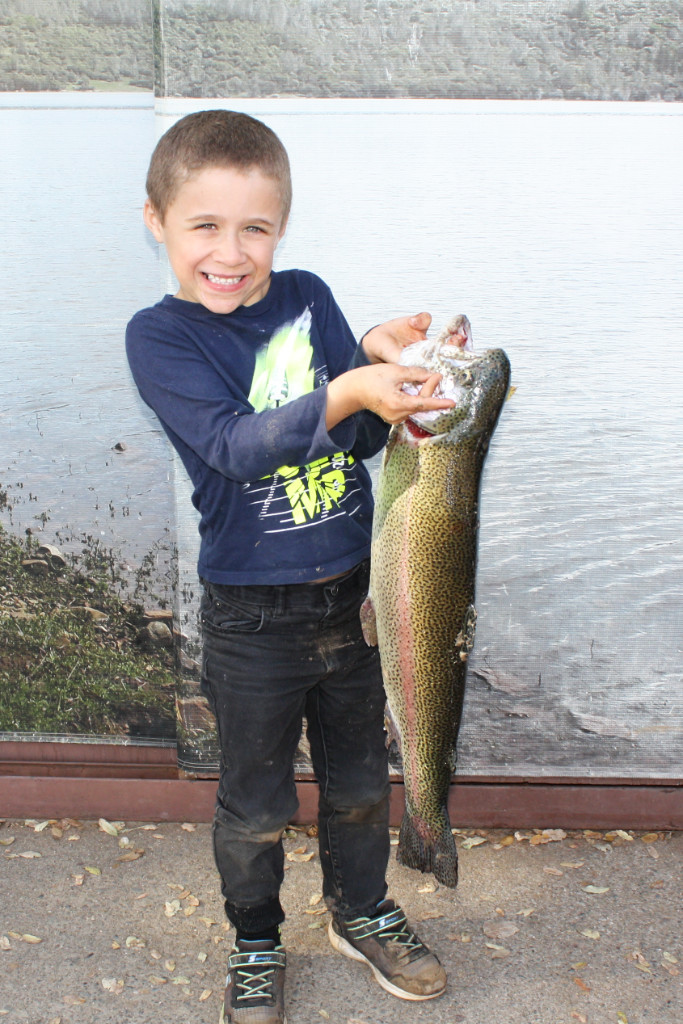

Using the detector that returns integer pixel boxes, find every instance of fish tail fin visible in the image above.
[396,810,459,889]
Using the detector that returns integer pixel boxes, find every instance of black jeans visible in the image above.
[200,559,390,936]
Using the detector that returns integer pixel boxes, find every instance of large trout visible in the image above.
[362,316,510,887]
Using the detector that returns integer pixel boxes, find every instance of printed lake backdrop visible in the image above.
[0,0,681,779]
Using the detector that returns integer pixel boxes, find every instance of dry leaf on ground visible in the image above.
[582,885,609,894]
[101,978,124,995]
[98,819,119,837]
[483,921,519,941]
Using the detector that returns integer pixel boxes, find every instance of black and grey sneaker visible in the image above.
[220,938,286,1024]
[328,899,446,1001]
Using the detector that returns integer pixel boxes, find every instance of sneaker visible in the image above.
[220,938,286,1024]
[328,899,446,1001]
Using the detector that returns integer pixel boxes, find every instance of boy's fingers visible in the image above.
[408,311,432,334]
[416,372,443,399]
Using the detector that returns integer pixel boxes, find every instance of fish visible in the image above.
[361,315,510,887]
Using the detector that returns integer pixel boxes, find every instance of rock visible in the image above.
[21,559,49,576]
[113,441,127,452]
[36,544,67,568]
[137,621,173,647]
[143,608,174,622]
[70,605,109,622]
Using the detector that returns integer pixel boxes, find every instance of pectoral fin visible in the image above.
[360,595,378,647]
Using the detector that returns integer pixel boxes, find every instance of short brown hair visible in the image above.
[146,109,292,222]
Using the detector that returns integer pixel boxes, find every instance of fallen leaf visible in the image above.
[646,846,660,860]
[640,832,659,843]
[485,943,511,958]
[418,881,438,892]
[420,911,444,920]
[164,900,181,917]
[115,849,145,863]
[72,874,84,886]
[516,908,535,917]
[309,893,323,906]
[98,818,119,837]
[33,821,50,832]
[305,906,328,916]
[150,949,162,959]
[319,1012,330,1020]
[181,823,197,832]
[197,952,208,963]
[530,834,550,845]
[544,867,563,876]
[125,936,146,949]
[483,921,519,941]
[199,989,212,1001]
[561,861,585,869]
[140,824,157,831]
[581,929,600,940]
[135,892,148,900]
[0,837,15,847]
[149,975,167,985]
[19,851,42,859]
[617,1012,628,1024]
[84,866,101,876]
[582,885,609,894]
[1,935,11,950]
[171,976,192,985]
[199,917,217,928]
[574,978,591,992]
[63,995,86,1006]
[661,962,680,976]
[287,850,316,862]
[493,835,515,849]
[461,836,487,849]
[50,827,63,839]
[614,830,634,841]
[101,978,124,994]
[628,950,651,973]
[111,941,120,950]
[663,952,678,964]
[571,1013,587,1023]
[164,959,176,972]
[21,934,42,944]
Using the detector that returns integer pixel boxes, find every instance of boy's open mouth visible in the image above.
[204,272,245,286]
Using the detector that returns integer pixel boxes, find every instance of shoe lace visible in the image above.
[346,905,425,962]
[229,947,285,1003]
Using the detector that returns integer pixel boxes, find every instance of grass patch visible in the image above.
[0,525,176,738]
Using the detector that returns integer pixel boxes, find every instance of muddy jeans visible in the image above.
[199,559,390,935]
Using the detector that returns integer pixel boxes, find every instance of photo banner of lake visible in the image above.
[0,0,681,781]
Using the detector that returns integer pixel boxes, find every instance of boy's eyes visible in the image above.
[192,223,266,233]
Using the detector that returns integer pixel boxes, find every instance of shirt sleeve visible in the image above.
[312,280,390,461]
[126,308,355,484]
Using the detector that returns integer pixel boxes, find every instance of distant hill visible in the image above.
[1,0,682,100]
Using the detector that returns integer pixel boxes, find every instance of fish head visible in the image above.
[398,317,510,444]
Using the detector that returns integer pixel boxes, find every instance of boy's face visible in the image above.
[144,165,287,314]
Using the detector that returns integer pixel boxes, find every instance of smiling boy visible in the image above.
[126,110,452,1024]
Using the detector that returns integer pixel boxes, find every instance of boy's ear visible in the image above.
[143,199,165,242]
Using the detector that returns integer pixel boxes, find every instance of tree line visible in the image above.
[1,0,681,99]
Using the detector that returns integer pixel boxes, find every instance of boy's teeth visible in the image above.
[206,273,242,284]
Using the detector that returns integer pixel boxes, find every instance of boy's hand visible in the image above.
[361,312,432,364]
[326,363,455,430]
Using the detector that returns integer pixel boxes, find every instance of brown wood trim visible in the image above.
[2,741,680,788]
[1,776,681,829]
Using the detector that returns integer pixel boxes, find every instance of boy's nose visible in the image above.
[214,232,245,265]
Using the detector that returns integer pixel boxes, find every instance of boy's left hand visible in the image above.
[361,312,432,364]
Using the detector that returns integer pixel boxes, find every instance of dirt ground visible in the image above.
[1,818,681,1024]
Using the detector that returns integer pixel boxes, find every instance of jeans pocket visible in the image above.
[201,583,266,635]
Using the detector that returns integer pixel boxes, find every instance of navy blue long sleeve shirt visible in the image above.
[126,269,389,584]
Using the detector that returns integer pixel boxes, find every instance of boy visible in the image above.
[126,110,454,1024]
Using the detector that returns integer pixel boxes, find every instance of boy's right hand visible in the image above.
[326,363,455,430]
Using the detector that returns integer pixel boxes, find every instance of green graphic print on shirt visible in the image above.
[246,309,360,532]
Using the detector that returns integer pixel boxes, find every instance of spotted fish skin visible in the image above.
[365,321,510,887]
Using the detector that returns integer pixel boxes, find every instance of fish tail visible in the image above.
[396,809,459,889]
